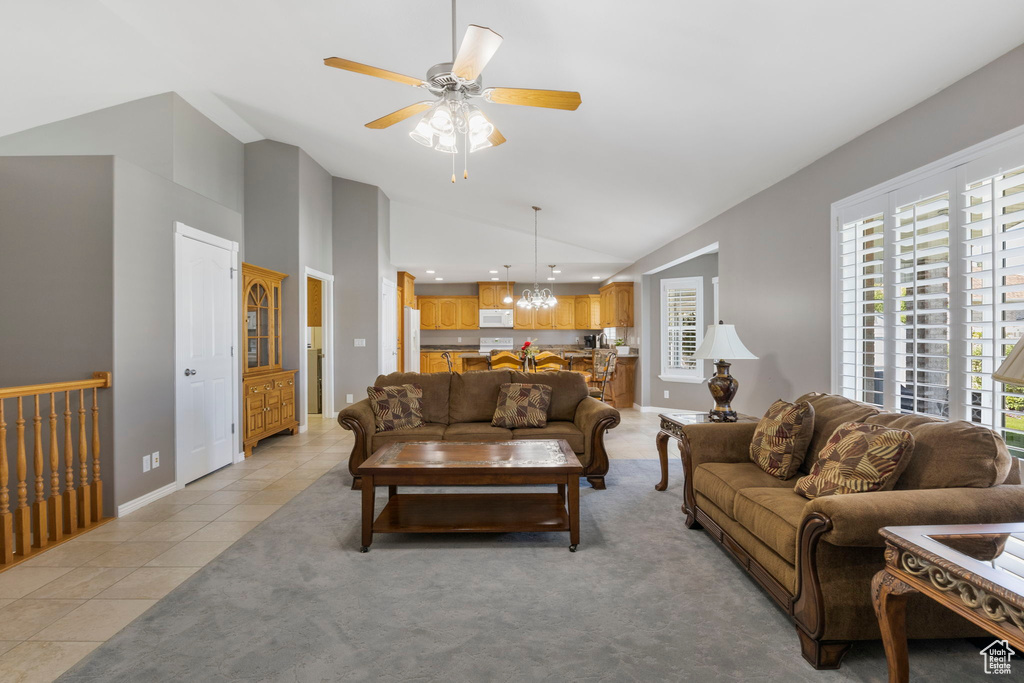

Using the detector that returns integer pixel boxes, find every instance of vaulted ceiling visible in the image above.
[5,1,1024,282]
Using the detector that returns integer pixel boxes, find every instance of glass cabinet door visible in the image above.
[243,264,287,376]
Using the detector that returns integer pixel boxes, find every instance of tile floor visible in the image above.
[0,407,663,681]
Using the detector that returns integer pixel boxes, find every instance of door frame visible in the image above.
[173,222,240,489]
[380,277,398,375]
[300,267,335,428]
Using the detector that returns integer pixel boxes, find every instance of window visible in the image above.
[834,131,1024,458]
[661,276,703,382]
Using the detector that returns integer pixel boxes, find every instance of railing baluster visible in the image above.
[90,387,102,522]
[62,391,77,534]
[30,396,47,549]
[0,400,12,564]
[14,398,30,556]
[47,393,62,542]
[77,389,91,528]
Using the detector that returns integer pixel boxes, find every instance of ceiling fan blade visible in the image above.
[484,88,582,111]
[488,125,506,147]
[452,25,503,81]
[323,57,425,87]
[365,102,434,129]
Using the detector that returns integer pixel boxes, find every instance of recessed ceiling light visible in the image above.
[553,270,561,274]
[547,277,556,281]
[489,270,498,274]
[435,277,443,281]
[490,277,499,281]
[591,275,601,280]
[426,270,435,274]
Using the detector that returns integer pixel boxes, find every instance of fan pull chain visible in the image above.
[464,129,469,180]
[451,146,456,184]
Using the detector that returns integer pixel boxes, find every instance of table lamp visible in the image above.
[692,321,758,422]
[993,341,1024,385]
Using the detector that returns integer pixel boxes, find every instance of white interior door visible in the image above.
[381,278,398,374]
[175,229,236,485]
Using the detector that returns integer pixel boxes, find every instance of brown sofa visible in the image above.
[678,392,1024,670]
[338,370,621,489]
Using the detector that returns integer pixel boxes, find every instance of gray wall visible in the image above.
[112,158,243,505]
[0,156,115,514]
[644,253,718,409]
[615,42,1024,415]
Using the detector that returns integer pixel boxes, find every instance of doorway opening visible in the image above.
[301,268,334,426]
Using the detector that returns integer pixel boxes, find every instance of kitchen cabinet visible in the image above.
[574,294,601,329]
[604,356,637,408]
[397,271,416,372]
[534,305,555,329]
[418,296,479,330]
[513,304,534,329]
[599,282,634,327]
[554,296,575,330]
[478,282,514,310]
[458,297,480,329]
[438,299,459,329]
[419,298,440,329]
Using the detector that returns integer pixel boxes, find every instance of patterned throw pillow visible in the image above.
[749,399,815,480]
[794,421,915,499]
[367,384,423,433]
[491,383,553,429]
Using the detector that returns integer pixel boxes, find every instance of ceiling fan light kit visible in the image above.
[323,0,581,181]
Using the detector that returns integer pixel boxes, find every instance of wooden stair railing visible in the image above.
[0,372,112,571]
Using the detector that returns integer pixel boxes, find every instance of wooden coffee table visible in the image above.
[356,440,583,552]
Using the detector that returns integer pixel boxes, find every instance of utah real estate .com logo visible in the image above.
[980,640,1015,675]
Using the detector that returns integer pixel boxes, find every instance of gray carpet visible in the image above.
[60,460,984,682]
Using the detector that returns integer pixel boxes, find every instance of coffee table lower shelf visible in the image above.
[372,493,571,535]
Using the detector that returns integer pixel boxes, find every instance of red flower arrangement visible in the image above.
[519,339,537,359]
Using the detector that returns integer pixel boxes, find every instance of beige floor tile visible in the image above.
[145,541,232,567]
[223,459,270,471]
[25,567,135,600]
[30,598,157,641]
[119,504,189,522]
[0,599,84,640]
[126,520,209,543]
[195,490,257,505]
[22,542,121,568]
[216,504,281,522]
[0,567,74,599]
[261,445,326,454]
[96,567,198,600]
[306,454,346,465]
[184,520,260,543]
[74,520,158,542]
[201,469,247,484]
[158,489,214,506]
[166,504,235,522]
[181,478,230,492]
[242,489,299,505]
[274,470,322,482]
[0,641,17,656]
[0,640,99,682]
[84,542,176,568]
[219,479,272,491]
[263,478,314,492]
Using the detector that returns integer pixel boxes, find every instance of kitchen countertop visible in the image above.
[420,345,637,359]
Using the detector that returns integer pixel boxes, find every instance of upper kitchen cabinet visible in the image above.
[574,294,601,329]
[478,282,515,310]
[419,297,440,329]
[458,297,480,329]
[513,303,534,329]
[599,282,634,327]
[553,296,575,330]
[418,296,479,330]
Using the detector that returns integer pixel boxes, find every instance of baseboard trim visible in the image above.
[299,423,309,434]
[233,451,245,464]
[116,482,178,518]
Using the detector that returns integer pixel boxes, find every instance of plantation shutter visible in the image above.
[661,277,703,381]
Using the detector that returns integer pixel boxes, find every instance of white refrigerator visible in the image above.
[403,307,420,372]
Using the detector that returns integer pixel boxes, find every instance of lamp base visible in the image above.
[707,360,739,423]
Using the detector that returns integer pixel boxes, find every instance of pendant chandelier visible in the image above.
[517,207,557,310]
[502,265,514,304]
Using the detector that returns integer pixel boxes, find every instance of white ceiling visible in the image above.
[4,1,1024,283]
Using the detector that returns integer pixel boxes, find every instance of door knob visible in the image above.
[184,368,197,376]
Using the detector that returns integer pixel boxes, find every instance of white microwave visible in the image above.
[479,309,514,328]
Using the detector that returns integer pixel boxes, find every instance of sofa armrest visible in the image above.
[680,422,758,468]
[338,399,375,485]
[806,484,1024,548]
[573,397,621,487]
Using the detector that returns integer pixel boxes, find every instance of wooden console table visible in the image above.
[655,412,757,492]
[873,523,1024,682]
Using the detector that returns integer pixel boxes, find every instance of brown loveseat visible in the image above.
[338,370,621,489]
[678,392,1024,670]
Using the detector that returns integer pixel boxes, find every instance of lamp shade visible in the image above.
[994,340,1024,384]
[692,323,758,361]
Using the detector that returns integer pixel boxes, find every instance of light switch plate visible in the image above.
[142,454,151,472]
[354,338,366,347]
[151,451,160,468]
[664,390,670,399]
[346,393,354,404]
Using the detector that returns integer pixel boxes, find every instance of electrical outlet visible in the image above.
[142,454,151,472]
[151,451,160,468]
[457,337,462,343]
[346,393,354,404]
[354,338,366,347]
[664,390,670,399]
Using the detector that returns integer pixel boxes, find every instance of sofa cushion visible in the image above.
[864,413,1012,489]
[749,399,815,480]
[692,462,794,518]
[492,383,553,428]
[796,392,881,472]
[512,421,585,454]
[733,488,808,564]
[449,370,512,423]
[795,422,914,499]
[375,372,451,425]
[367,384,423,432]
[443,422,513,442]
[370,423,447,452]
[510,371,589,422]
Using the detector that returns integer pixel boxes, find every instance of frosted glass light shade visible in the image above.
[409,115,435,147]
[994,341,1024,384]
[692,323,758,361]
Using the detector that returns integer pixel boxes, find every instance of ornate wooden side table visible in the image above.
[654,411,756,491]
[873,523,1024,682]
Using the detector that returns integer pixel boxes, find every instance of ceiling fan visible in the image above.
[324,1,582,181]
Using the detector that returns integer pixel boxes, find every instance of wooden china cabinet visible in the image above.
[241,263,298,456]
